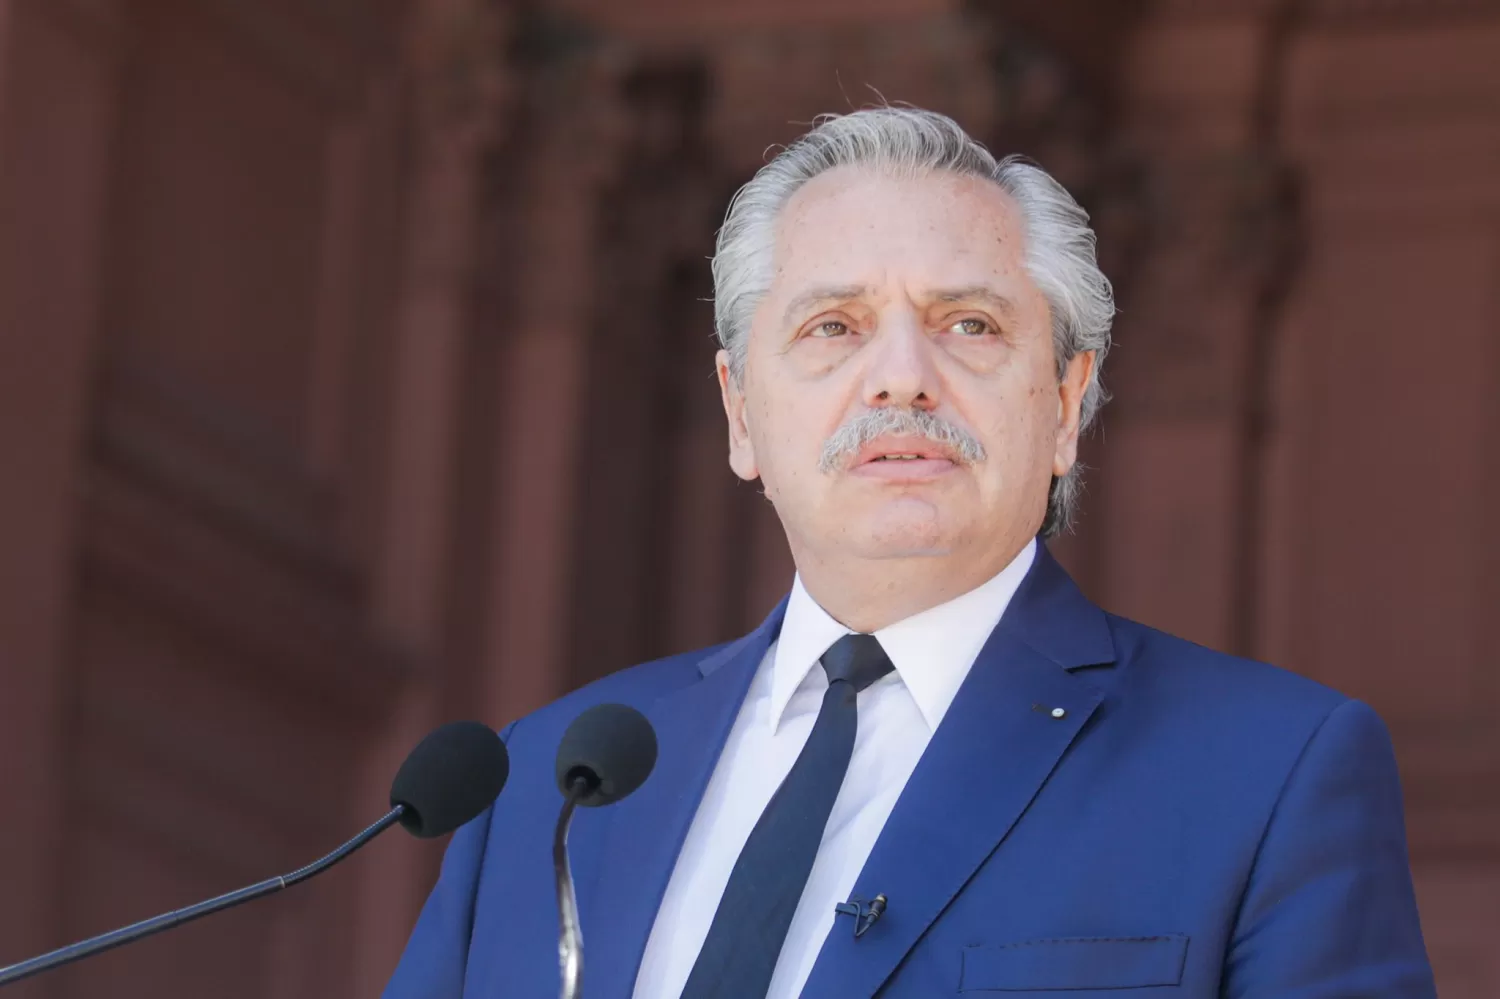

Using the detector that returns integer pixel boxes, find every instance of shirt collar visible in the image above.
[768,538,1038,733]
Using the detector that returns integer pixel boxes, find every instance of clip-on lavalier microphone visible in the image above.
[833,893,888,938]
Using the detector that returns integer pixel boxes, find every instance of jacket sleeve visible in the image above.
[382,720,515,999]
[1224,699,1436,998]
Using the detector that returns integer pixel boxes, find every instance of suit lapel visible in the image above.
[578,599,785,999]
[801,545,1116,998]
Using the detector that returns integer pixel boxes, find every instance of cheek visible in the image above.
[973,384,1055,474]
[747,394,793,472]
[752,394,827,485]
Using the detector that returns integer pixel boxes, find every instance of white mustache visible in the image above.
[818,408,987,473]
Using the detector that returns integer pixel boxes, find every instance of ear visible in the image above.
[1052,350,1096,478]
[717,350,759,481]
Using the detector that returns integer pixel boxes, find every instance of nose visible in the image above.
[862,308,939,411]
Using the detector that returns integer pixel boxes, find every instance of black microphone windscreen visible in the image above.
[390,721,509,838]
[555,704,658,807]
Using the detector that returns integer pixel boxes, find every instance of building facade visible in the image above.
[0,0,1496,995]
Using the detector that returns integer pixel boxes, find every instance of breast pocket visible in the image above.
[959,935,1189,992]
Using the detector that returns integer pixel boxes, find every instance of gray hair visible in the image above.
[711,107,1114,537]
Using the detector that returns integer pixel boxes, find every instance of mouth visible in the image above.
[849,438,963,481]
[854,437,959,465]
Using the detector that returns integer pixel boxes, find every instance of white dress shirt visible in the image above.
[632,539,1037,999]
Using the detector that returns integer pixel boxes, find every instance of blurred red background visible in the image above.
[1,0,1496,996]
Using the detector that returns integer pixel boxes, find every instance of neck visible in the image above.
[792,536,1034,633]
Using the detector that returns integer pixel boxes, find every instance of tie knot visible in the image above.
[820,633,894,693]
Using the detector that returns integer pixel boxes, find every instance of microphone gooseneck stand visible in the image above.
[549,702,659,999]
[0,805,408,988]
[553,777,590,999]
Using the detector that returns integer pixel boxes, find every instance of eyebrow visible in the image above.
[931,285,1021,319]
[780,285,869,329]
[778,283,1021,329]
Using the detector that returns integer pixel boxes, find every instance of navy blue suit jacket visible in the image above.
[385,545,1435,997]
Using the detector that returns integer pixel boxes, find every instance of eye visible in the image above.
[949,317,995,337]
[810,320,851,338]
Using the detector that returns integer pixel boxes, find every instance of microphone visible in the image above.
[551,704,658,999]
[834,892,888,938]
[0,720,509,988]
[390,720,511,837]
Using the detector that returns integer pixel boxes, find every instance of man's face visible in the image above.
[718,167,1094,571]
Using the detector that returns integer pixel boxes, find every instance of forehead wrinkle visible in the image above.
[767,173,1035,335]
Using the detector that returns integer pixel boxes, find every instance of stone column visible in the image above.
[463,12,639,720]
[1092,1,1300,654]
[353,1,514,992]
[0,2,124,990]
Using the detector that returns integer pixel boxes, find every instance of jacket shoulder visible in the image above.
[1103,612,1352,723]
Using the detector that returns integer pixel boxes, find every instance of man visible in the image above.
[385,108,1435,997]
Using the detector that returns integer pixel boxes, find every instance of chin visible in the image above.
[848,511,953,559]
[855,542,953,560]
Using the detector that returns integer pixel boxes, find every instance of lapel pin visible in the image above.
[1050,707,1067,719]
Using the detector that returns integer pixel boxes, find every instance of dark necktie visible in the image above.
[679,633,895,999]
